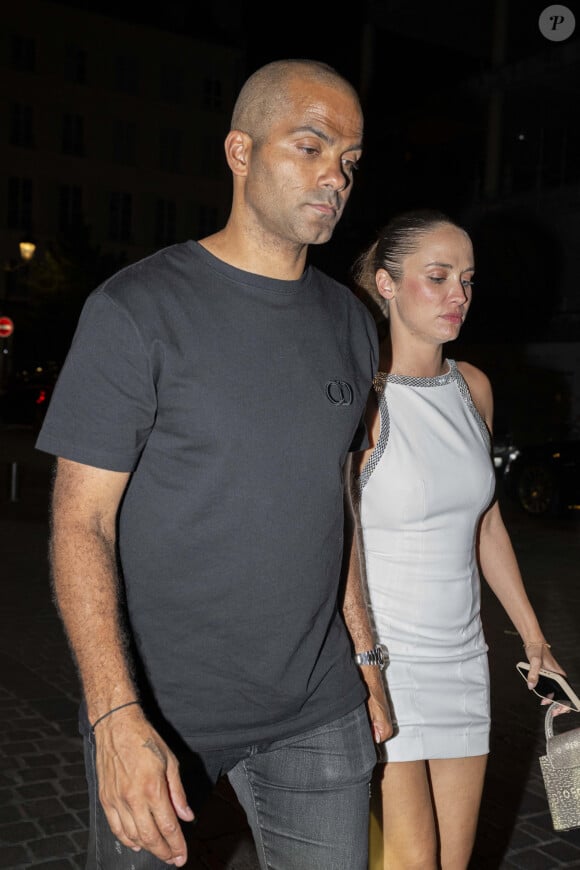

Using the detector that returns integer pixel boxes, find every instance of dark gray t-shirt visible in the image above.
[36,241,379,750]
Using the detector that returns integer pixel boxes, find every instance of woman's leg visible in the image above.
[380,759,439,870]
[428,755,488,870]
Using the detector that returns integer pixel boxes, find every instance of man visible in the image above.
[36,59,392,869]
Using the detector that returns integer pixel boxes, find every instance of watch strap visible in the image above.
[354,645,385,669]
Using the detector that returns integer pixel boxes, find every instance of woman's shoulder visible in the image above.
[454,360,493,426]
[454,359,491,390]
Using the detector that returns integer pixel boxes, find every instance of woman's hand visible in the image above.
[525,643,571,717]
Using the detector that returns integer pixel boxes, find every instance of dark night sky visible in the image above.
[56,1,560,81]
[67,1,577,79]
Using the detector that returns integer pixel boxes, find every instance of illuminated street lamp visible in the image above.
[4,235,37,276]
[19,239,36,262]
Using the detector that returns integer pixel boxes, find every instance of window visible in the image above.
[115,55,139,94]
[10,104,34,147]
[62,113,85,156]
[154,199,177,246]
[109,191,132,242]
[160,63,184,103]
[202,76,223,111]
[112,119,137,165]
[158,128,182,172]
[10,34,35,71]
[7,177,33,230]
[58,185,83,233]
[64,43,87,84]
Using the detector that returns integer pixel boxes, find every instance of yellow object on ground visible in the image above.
[369,804,383,869]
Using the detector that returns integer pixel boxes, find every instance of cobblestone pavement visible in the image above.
[1,423,580,869]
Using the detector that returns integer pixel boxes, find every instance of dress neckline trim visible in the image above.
[374,359,456,388]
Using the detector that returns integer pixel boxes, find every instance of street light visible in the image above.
[4,235,37,274]
[19,240,36,262]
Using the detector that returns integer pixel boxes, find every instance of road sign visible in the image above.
[0,316,14,338]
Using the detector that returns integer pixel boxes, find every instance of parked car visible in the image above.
[501,439,580,516]
[492,437,520,474]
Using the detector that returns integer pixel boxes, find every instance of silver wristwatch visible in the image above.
[354,645,386,670]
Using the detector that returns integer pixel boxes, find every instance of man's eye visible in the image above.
[343,159,359,172]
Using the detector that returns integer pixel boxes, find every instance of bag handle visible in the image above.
[545,701,580,741]
[545,702,559,740]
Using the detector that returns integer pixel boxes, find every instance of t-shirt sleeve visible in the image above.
[35,289,156,471]
[348,304,378,453]
[349,412,370,453]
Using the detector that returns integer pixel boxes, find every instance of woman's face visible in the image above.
[378,224,475,346]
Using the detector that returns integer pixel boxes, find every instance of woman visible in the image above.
[349,209,567,869]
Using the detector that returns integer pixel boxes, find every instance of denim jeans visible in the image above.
[83,703,376,869]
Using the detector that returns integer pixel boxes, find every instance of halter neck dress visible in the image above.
[356,359,496,760]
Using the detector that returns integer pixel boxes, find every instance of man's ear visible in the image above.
[376,268,396,301]
[225,130,251,176]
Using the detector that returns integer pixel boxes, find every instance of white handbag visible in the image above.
[539,702,580,831]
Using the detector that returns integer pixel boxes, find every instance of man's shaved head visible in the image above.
[230,59,362,144]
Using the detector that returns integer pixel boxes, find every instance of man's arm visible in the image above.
[50,457,193,867]
[342,457,393,744]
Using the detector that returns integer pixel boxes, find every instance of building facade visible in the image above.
[1,0,244,310]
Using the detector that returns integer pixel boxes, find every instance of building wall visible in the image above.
[1,0,245,294]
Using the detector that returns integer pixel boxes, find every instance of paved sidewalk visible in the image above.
[1,422,580,869]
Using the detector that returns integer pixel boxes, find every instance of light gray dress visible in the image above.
[356,360,496,760]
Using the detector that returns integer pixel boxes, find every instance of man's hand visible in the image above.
[94,707,194,866]
[362,667,393,743]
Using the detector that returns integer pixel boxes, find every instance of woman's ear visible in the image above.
[376,269,395,301]
[225,130,252,176]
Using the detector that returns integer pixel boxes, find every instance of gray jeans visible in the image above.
[83,704,376,870]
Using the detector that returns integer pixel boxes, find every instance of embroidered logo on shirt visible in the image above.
[325,380,354,406]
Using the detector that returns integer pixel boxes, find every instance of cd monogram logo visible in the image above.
[325,380,354,406]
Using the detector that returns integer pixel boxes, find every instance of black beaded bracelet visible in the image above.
[91,700,140,732]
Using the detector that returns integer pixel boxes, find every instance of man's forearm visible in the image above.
[49,460,137,724]
[341,465,376,653]
[342,504,393,742]
[50,524,138,723]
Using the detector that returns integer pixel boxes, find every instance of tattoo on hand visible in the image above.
[143,738,164,764]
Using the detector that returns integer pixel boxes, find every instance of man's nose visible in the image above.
[320,161,349,192]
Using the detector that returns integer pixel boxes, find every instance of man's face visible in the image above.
[243,80,363,248]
